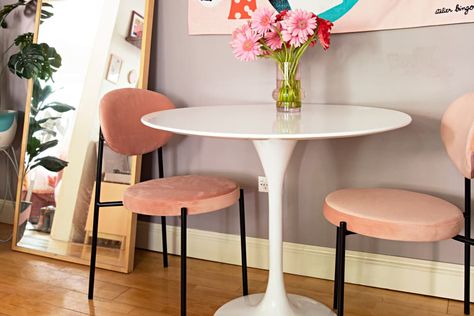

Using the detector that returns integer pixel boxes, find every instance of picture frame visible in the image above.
[126,11,144,49]
[106,54,123,84]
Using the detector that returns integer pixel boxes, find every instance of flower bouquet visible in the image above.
[231,8,333,112]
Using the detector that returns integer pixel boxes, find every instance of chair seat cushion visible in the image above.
[323,188,464,242]
[123,175,240,216]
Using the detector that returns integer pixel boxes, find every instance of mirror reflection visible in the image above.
[14,0,150,272]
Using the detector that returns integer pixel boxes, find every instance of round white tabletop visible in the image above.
[141,104,412,140]
[142,104,412,316]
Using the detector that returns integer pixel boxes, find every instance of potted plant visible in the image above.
[0,0,58,149]
[0,0,70,239]
[0,0,56,113]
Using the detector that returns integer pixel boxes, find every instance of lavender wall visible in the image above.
[141,0,474,265]
[0,0,35,207]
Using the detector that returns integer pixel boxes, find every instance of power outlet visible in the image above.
[258,176,268,192]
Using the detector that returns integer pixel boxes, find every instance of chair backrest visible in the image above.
[100,88,175,156]
[441,93,474,179]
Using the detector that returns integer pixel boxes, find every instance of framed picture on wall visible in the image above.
[106,54,123,84]
[126,11,144,49]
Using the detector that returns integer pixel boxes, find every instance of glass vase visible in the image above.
[272,61,304,113]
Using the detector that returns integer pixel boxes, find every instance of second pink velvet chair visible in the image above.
[324,93,474,316]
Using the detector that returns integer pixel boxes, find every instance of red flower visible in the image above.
[276,10,288,21]
[316,17,333,50]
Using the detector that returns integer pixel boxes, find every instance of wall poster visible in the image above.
[189,0,474,34]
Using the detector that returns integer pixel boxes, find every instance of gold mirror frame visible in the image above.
[11,0,155,273]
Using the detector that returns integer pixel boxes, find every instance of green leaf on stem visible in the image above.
[30,156,68,172]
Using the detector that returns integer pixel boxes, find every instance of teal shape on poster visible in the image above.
[268,0,291,12]
[319,0,359,22]
[268,0,359,22]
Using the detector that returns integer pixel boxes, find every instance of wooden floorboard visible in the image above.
[0,229,471,315]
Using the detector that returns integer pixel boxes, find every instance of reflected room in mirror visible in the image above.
[12,0,155,273]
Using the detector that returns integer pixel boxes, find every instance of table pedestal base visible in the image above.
[215,294,335,316]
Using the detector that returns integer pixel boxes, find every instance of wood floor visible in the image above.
[18,228,127,269]
[0,233,471,316]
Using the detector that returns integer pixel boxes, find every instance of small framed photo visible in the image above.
[126,11,144,48]
[106,54,123,84]
[129,11,144,39]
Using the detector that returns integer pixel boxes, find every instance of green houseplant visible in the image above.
[1,0,67,173]
[1,0,71,238]
[26,79,73,174]
[0,1,56,149]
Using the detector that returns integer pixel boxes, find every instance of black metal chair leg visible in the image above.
[333,226,341,310]
[239,189,249,296]
[181,208,188,316]
[337,222,347,316]
[161,216,168,268]
[88,203,100,300]
[465,243,470,315]
[465,178,471,315]
[88,131,105,300]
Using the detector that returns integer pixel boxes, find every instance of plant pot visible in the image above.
[17,200,32,242]
[0,110,17,149]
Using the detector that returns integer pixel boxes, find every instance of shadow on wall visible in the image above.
[304,30,381,105]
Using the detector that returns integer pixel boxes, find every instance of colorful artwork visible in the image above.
[189,0,474,34]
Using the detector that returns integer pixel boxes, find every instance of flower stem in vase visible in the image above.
[273,61,303,113]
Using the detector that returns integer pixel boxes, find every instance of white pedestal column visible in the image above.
[215,139,334,316]
[253,139,297,315]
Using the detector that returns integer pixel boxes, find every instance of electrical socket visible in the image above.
[258,176,268,192]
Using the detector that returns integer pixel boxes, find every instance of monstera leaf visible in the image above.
[0,1,53,28]
[13,32,33,49]
[8,42,61,80]
[0,1,24,28]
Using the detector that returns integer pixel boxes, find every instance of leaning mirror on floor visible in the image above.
[12,0,154,273]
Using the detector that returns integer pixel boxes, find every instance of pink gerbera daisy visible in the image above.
[232,21,251,40]
[281,9,317,47]
[251,7,277,35]
[265,23,283,50]
[230,24,262,61]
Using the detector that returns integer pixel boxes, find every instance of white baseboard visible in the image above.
[136,220,472,301]
[0,200,15,225]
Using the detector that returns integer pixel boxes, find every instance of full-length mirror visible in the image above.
[12,0,154,272]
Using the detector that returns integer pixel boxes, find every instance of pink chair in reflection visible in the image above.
[87,88,248,316]
[325,93,474,316]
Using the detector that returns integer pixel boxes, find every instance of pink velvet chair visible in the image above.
[88,88,248,316]
[324,93,474,316]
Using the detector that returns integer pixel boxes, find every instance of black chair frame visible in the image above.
[333,178,473,316]
[88,129,249,316]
